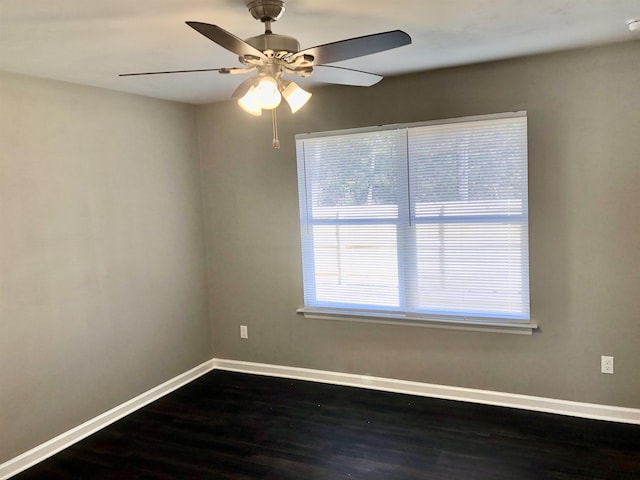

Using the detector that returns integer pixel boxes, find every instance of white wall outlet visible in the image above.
[240,325,248,339]
[601,355,614,374]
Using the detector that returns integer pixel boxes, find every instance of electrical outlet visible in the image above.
[240,325,248,339]
[601,355,614,374]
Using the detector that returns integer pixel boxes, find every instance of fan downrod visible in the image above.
[243,0,298,54]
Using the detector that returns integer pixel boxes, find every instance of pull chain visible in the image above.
[271,108,280,149]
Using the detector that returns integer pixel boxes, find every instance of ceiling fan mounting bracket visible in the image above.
[247,0,286,23]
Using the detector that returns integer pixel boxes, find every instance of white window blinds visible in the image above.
[296,112,529,323]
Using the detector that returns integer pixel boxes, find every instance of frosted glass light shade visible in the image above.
[254,76,281,110]
[282,81,312,114]
[237,86,262,116]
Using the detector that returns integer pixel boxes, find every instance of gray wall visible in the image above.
[197,41,640,409]
[0,72,211,462]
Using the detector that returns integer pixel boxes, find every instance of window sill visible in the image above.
[296,307,538,335]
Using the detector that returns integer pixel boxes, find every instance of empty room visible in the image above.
[1,1,640,478]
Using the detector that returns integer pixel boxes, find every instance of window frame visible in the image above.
[296,112,536,335]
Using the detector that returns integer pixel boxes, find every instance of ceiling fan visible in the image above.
[120,0,412,148]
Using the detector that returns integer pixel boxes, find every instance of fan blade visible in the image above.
[119,66,256,77]
[119,68,226,77]
[311,65,382,87]
[186,22,266,59]
[295,30,411,65]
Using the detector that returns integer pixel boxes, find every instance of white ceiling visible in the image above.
[1,0,638,104]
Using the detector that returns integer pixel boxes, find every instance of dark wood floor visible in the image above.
[13,370,640,479]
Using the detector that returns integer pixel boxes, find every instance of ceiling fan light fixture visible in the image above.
[281,80,312,114]
[237,86,263,116]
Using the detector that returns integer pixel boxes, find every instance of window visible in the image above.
[296,112,531,332]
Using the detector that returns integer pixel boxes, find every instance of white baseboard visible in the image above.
[0,359,215,480]
[4,357,640,479]
[213,358,640,425]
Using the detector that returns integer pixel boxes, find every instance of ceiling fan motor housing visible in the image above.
[247,0,286,23]
[244,33,300,54]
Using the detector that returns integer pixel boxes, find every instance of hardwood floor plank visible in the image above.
[12,371,640,479]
